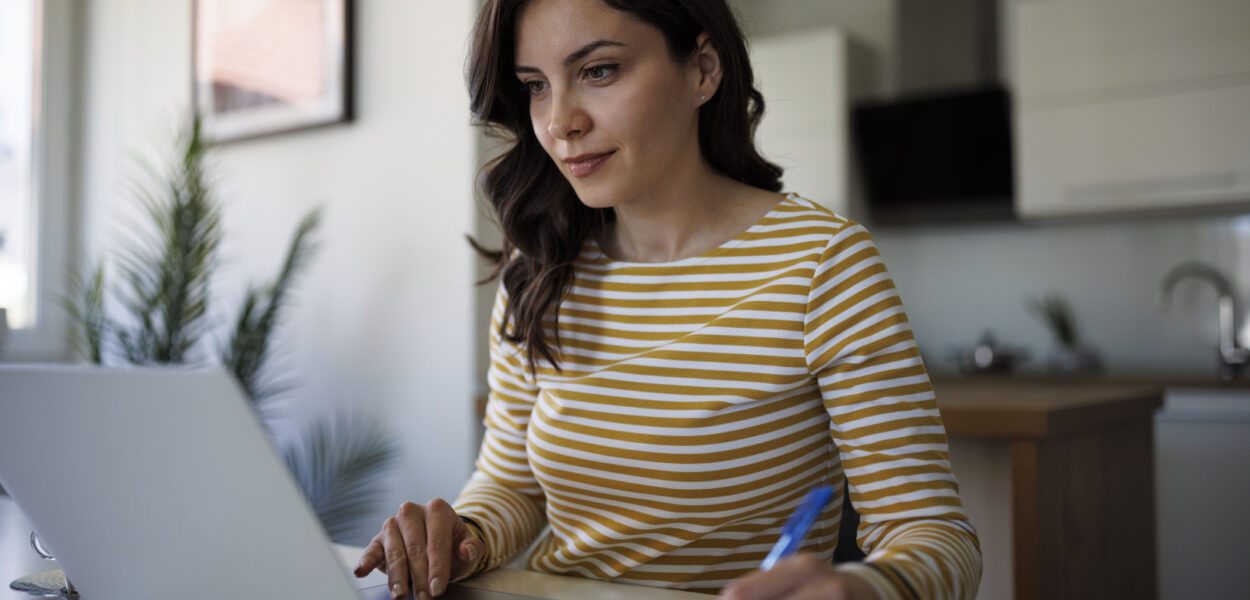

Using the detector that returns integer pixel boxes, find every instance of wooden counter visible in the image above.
[933,376,1165,600]
[933,377,1164,438]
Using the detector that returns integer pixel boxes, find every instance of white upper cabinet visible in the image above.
[1013,0,1250,99]
[1010,0,1250,218]
[750,27,851,218]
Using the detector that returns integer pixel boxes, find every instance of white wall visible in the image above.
[876,214,1250,375]
[73,0,482,533]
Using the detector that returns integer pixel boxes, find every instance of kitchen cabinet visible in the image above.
[935,376,1162,599]
[1008,0,1250,218]
[749,27,851,218]
[1155,387,1250,599]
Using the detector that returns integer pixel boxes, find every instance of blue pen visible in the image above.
[760,484,834,571]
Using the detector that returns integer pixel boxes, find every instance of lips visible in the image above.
[564,151,615,178]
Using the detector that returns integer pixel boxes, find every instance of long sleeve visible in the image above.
[453,284,547,574]
[803,223,982,600]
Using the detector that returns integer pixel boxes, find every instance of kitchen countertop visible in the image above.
[930,370,1250,389]
[475,372,1244,437]
[931,374,1170,438]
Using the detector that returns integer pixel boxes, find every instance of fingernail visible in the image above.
[466,544,479,563]
[391,583,404,599]
[430,577,446,596]
[417,591,432,600]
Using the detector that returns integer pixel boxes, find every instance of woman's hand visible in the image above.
[354,498,485,600]
[719,555,882,600]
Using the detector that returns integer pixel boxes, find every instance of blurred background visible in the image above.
[1,1,1248,598]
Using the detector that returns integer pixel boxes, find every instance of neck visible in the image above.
[610,183,732,263]
[605,140,763,262]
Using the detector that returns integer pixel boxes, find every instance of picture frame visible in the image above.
[192,0,354,143]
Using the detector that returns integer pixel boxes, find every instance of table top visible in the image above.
[337,544,705,600]
[459,568,707,600]
[1,496,704,600]
[1,496,60,600]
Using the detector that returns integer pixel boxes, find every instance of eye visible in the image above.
[582,63,618,82]
[522,80,548,97]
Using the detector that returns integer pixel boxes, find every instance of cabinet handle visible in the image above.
[1065,172,1242,204]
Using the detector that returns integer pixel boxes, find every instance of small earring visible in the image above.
[700,95,706,101]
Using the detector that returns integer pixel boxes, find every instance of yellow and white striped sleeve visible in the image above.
[804,223,982,600]
[453,284,548,574]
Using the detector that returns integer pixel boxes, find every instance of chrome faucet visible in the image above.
[1158,261,1249,380]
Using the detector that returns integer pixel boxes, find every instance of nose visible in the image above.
[546,89,588,140]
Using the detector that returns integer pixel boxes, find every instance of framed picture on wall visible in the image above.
[193,0,354,143]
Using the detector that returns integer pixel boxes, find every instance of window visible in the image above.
[0,0,40,330]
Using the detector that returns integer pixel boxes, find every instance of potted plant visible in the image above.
[1026,293,1103,375]
[64,117,396,543]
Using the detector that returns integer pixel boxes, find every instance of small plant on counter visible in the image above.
[62,117,397,544]
[1026,293,1103,374]
[1027,294,1078,349]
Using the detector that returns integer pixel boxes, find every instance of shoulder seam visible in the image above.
[781,194,853,230]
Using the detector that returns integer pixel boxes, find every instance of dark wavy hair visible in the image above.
[468,0,782,373]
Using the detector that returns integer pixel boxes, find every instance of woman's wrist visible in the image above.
[457,514,490,578]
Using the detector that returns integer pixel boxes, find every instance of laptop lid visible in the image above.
[0,365,385,599]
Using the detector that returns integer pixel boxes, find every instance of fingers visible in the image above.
[720,554,832,600]
[383,515,416,600]
[424,499,459,596]
[449,510,484,581]
[398,502,431,600]
[772,578,854,600]
[358,499,479,599]
[354,536,386,577]
[456,533,485,575]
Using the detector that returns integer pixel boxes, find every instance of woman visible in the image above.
[356,0,982,598]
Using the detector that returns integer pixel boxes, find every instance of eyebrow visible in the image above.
[514,39,626,74]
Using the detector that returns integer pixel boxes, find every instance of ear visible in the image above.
[690,32,722,107]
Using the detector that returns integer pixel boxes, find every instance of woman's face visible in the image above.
[514,0,707,210]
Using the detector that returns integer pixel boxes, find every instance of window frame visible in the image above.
[4,0,77,362]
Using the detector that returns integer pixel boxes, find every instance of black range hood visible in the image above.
[851,85,1015,225]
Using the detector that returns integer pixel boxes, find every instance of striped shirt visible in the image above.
[455,194,981,598]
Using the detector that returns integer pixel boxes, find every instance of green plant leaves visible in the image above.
[222,209,322,407]
[1026,293,1078,348]
[281,412,400,544]
[114,119,222,365]
[61,117,397,542]
[62,261,107,364]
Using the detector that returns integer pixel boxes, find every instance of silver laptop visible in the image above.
[0,365,537,600]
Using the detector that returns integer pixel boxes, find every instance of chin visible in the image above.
[568,184,626,211]
[574,195,620,210]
